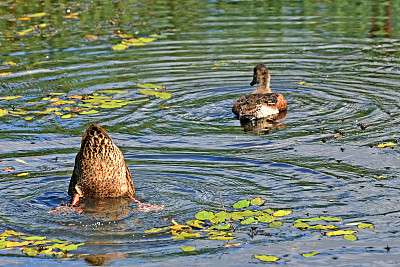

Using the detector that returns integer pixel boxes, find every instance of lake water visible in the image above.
[0,0,399,266]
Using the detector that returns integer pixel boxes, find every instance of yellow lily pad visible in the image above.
[377,142,396,148]
[0,109,8,117]
[302,251,319,257]
[181,246,195,252]
[273,210,292,217]
[0,96,21,100]
[112,43,129,51]
[253,255,279,262]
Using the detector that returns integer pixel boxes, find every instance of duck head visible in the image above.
[250,64,271,94]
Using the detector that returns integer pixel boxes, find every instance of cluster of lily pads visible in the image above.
[0,230,83,258]
[0,83,171,121]
[144,197,374,262]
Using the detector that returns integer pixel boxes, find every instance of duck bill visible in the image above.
[250,74,258,86]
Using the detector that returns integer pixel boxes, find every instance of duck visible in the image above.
[232,64,287,120]
[68,124,135,206]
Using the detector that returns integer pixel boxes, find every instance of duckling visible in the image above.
[68,124,135,206]
[233,64,287,120]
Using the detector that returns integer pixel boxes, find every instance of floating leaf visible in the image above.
[46,93,66,96]
[65,12,79,19]
[0,241,9,249]
[343,234,357,241]
[38,23,46,28]
[210,211,229,224]
[195,211,214,220]
[253,255,279,262]
[138,37,156,43]
[15,159,28,164]
[149,34,168,38]
[112,43,128,51]
[25,117,34,121]
[85,34,99,40]
[139,90,172,99]
[326,230,357,236]
[230,213,244,220]
[9,109,27,115]
[179,232,201,238]
[23,247,39,256]
[144,227,168,233]
[49,100,75,105]
[224,243,243,247]
[34,240,52,245]
[250,197,264,206]
[186,220,204,229]
[309,224,337,230]
[100,90,128,94]
[377,142,396,148]
[124,38,145,46]
[61,114,72,119]
[263,208,274,214]
[17,27,34,35]
[208,236,236,240]
[0,72,12,76]
[302,251,319,257]
[181,246,195,252]
[233,200,250,209]
[293,222,309,228]
[241,217,257,225]
[4,61,17,66]
[269,221,283,227]
[54,112,63,116]
[0,96,21,100]
[27,12,46,18]
[22,236,46,241]
[257,214,275,223]
[62,242,84,251]
[357,223,374,229]
[52,239,68,243]
[4,230,25,236]
[232,210,261,217]
[39,248,53,255]
[295,217,322,223]
[320,216,342,222]
[136,83,165,89]
[80,110,98,115]
[273,210,292,217]
[208,224,230,230]
[0,109,8,117]
[6,241,31,247]
[17,173,29,177]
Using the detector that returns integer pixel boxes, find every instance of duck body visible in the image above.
[68,124,135,200]
[233,64,287,120]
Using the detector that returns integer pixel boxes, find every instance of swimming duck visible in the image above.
[68,124,135,206]
[232,64,287,120]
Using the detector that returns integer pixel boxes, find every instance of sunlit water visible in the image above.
[1,0,400,266]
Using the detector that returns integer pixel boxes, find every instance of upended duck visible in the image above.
[232,64,287,120]
[68,124,135,206]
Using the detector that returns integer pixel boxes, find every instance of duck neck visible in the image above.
[252,81,271,94]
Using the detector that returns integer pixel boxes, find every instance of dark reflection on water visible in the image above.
[1,0,400,266]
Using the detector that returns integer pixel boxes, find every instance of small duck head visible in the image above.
[250,64,271,94]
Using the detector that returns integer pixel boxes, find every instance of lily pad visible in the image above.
[186,220,204,229]
[22,236,46,241]
[0,96,21,100]
[23,247,39,256]
[195,211,214,220]
[257,214,275,223]
[326,230,357,236]
[144,227,169,233]
[250,197,264,206]
[208,236,235,240]
[253,255,279,262]
[273,210,292,217]
[241,217,257,225]
[302,251,319,257]
[137,83,165,89]
[62,242,84,251]
[0,109,8,117]
[139,89,172,99]
[269,221,283,227]
[233,200,250,209]
[112,43,128,51]
[181,246,195,252]
[343,234,357,241]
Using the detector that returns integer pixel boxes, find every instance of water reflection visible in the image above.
[77,197,132,222]
[240,110,287,135]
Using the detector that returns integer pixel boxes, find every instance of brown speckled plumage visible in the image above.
[68,124,135,198]
[233,64,287,120]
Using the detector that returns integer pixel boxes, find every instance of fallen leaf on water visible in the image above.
[224,242,243,248]
[250,197,264,206]
[186,220,204,229]
[22,236,46,241]
[374,175,387,179]
[112,43,128,51]
[144,227,169,233]
[326,230,357,236]
[273,210,292,217]
[233,199,250,209]
[269,221,283,227]
[0,72,12,76]
[320,216,342,222]
[66,95,84,99]
[377,142,396,148]
[253,255,279,262]
[100,90,128,94]
[343,234,358,241]
[17,27,34,35]
[15,159,28,164]
[25,117,34,121]
[4,61,17,66]
[54,112,63,116]
[149,34,168,38]
[195,211,215,220]
[23,247,39,256]
[85,34,99,41]
[208,236,235,240]
[139,90,172,99]
[61,114,72,119]
[181,246,195,252]
[4,230,25,236]
[65,12,79,19]
[9,109,27,115]
[302,251,319,257]
[62,242,84,251]
[0,96,21,100]
[138,37,156,43]
[17,172,29,177]
[27,12,46,18]
[80,110,98,115]
[6,241,32,247]
[0,109,8,117]
[49,100,76,105]
[137,83,165,90]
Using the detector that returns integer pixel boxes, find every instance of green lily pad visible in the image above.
[22,236,46,241]
[80,110,99,115]
[273,210,292,217]
[269,221,283,227]
[195,211,215,220]
[253,255,279,262]
[144,227,169,233]
[250,197,264,206]
[208,224,230,230]
[181,246,195,252]
[23,247,39,257]
[241,217,257,225]
[257,214,275,223]
[233,200,250,209]
[343,234,357,241]
[139,89,172,99]
[326,230,357,236]
[208,236,235,240]
[293,222,309,228]
[320,216,342,222]
[186,220,204,229]
[62,242,84,251]
[112,43,128,51]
